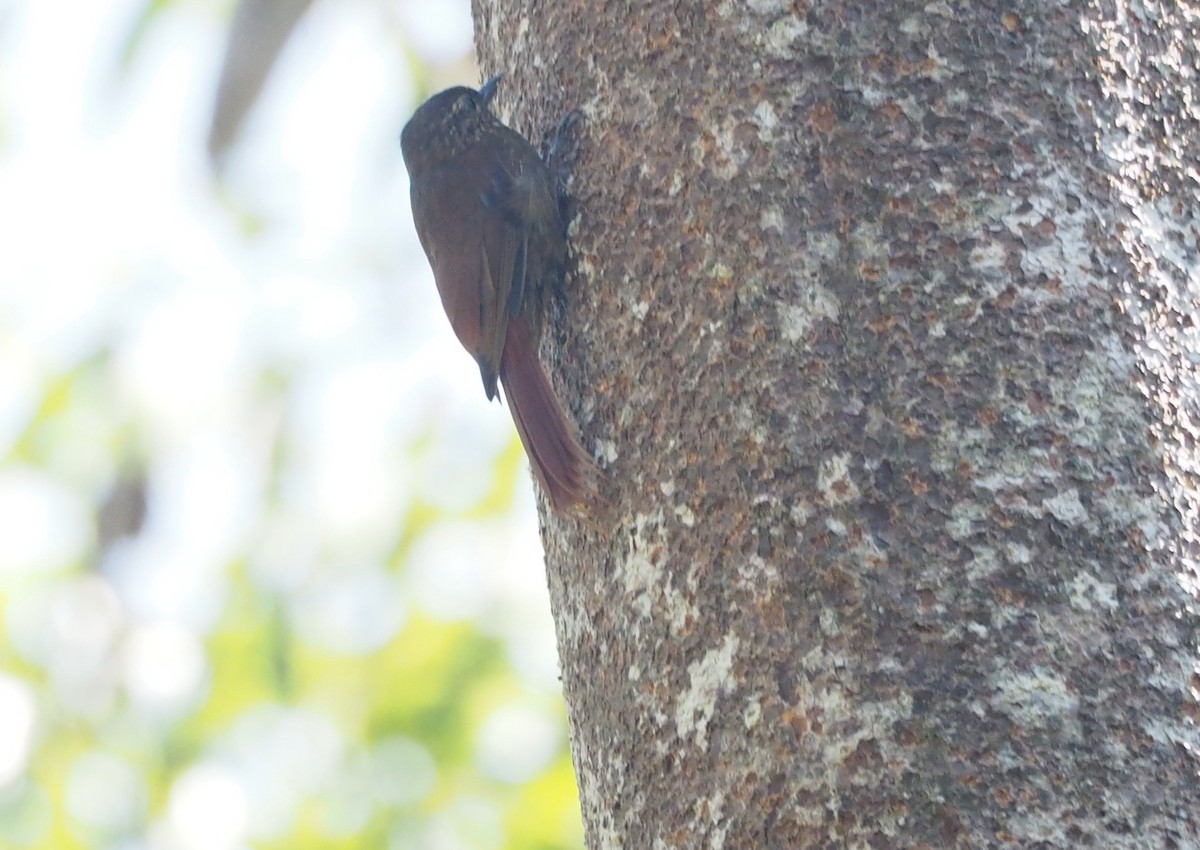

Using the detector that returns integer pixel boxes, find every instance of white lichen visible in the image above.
[991,668,1079,729]
[1043,488,1089,526]
[818,453,860,505]
[1067,571,1120,612]
[675,635,741,750]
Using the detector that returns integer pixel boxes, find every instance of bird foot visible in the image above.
[545,108,584,205]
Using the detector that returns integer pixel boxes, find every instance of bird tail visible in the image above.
[500,316,597,513]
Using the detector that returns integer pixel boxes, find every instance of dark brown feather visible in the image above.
[501,315,596,512]
[401,80,598,512]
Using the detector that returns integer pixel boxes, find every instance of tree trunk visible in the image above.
[474,0,1200,846]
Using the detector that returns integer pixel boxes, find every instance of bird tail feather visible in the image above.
[500,317,596,513]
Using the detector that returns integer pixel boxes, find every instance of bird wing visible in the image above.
[410,155,523,400]
[477,164,526,397]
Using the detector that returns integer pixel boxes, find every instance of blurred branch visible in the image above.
[118,0,177,71]
[207,0,317,167]
[96,469,148,554]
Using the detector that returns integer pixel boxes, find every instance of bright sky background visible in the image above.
[0,2,565,847]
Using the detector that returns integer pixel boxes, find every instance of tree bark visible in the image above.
[474,0,1200,847]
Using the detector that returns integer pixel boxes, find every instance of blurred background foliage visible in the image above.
[0,0,584,848]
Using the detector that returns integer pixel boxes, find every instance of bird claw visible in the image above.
[554,109,584,142]
[546,108,584,170]
[545,108,584,225]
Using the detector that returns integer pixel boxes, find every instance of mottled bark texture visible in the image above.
[473,0,1200,847]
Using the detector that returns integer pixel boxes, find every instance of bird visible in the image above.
[400,75,596,513]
